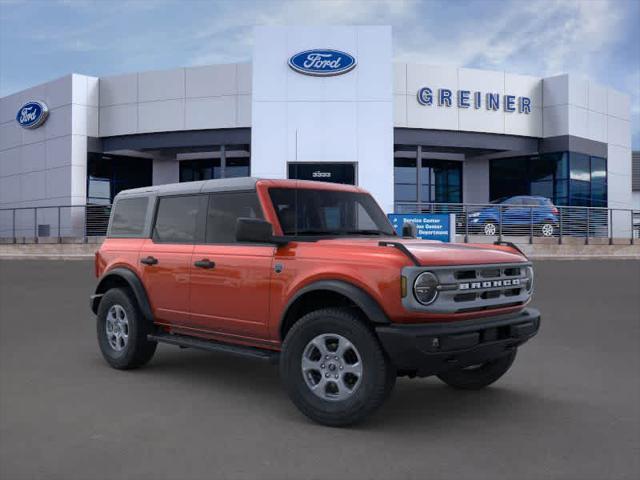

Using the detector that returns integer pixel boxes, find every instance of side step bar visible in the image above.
[148,332,279,363]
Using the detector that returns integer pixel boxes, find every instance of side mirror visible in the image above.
[236,218,288,246]
[402,221,417,238]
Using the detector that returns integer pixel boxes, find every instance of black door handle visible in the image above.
[140,256,158,266]
[194,259,215,269]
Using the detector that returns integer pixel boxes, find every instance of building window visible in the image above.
[394,146,462,205]
[87,153,152,204]
[490,152,607,207]
[179,144,250,183]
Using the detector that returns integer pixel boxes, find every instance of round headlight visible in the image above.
[525,266,534,293]
[414,271,439,305]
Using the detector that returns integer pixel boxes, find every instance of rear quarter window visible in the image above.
[109,197,149,237]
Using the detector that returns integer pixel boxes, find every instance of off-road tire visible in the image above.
[437,349,517,390]
[280,308,396,427]
[96,288,157,370]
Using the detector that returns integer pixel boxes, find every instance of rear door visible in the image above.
[139,194,206,326]
[189,191,274,341]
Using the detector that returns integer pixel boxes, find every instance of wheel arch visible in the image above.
[91,267,153,322]
[279,280,390,341]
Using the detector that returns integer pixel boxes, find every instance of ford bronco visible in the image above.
[91,178,540,426]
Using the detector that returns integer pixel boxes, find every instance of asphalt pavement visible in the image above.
[0,259,639,480]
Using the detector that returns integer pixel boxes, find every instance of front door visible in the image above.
[189,191,274,341]
[139,194,205,326]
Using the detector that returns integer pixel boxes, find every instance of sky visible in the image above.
[1,0,638,147]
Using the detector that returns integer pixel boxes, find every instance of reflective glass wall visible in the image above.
[394,145,462,205]
[179,144,250,182]
[490,152,607,207]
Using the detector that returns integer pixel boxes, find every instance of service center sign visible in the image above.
[388,213,456,242]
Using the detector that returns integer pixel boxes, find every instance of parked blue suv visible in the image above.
[468,196,559,237]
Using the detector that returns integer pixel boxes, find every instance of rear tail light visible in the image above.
[551,207,559,215]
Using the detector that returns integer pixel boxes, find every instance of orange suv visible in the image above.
[91,178,540,426]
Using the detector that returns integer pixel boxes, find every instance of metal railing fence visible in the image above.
[1,202,638,245]
[394,202,640,245]
[0,204,112,242]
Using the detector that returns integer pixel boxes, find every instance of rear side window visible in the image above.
[206,192,263,243]
[153,195,201,244]
[109,197,149,237]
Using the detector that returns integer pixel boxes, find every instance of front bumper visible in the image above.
[376,308,540,377]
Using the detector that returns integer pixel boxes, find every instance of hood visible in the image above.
[312,237,527,266]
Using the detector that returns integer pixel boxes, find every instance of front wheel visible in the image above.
[540,222,556,237]
[483,222,498,236]
[280,308,396,427]
[437,349,517,390]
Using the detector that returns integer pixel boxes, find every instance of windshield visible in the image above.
[269,188,396,237]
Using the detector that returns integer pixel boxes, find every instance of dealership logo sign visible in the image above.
[288,49,357,76]
[16,101,49,129]
[417,87,532,114]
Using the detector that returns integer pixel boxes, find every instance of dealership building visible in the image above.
[0,26,634,236]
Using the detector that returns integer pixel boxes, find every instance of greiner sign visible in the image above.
[417,87,532,114]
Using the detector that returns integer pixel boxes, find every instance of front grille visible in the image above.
[403,262,532,314]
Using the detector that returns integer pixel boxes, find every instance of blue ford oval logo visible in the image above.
[16,101,49,129]
[288,49,357,77]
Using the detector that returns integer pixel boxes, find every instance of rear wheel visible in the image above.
[280,308,395,427]
[437,349,517,390]
[96,288,157,370]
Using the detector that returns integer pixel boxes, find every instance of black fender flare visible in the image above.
[91,267,153,321]
[280,280,391,338]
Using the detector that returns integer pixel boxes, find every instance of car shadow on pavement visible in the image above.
[104,345,558,431]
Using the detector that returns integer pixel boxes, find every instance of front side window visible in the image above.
[269,188,395,237]
[109,197,149,237]
[153,195,201,243]
[206,192,263,243]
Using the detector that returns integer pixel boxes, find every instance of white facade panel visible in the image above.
[607,116,631,148]
[0,122,22,150]
[45,105,72,140]
[20,141,46,173]
[99,104,138,137]
[45,166,72,199]
[588,82,607,114]
[251,26,394,211]
[0,147,20,176]
[185,96,235,130]
[138,99,185,133]
[99,73,138,106]
[393,63,407,94]
[542,75,568,107]
[44,75,72,110]
[505,107,542,137]
[543,105,569,137]
[394,93,407,127]
[236,94,251,127]
[236,63,252,94]
[45,135,72,169]
[505,73,542,106]
[568,105,589,139]
[186,64,237,98]
[568,76,589,109]
[587,110,607,143]
[20,171,46,202]
[138,68,185,102]
[21,120,46,145]
[607,88,631,120]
